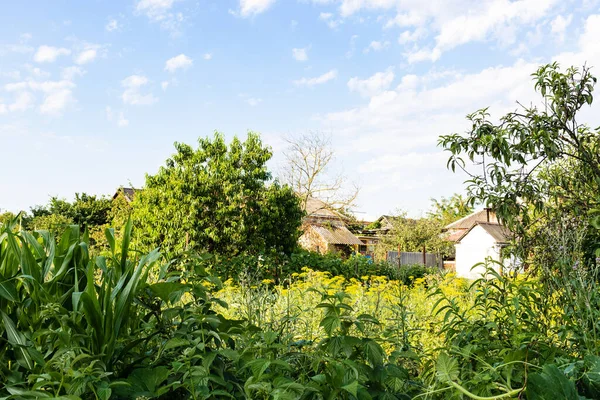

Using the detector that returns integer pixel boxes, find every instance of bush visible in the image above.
[203,249,438,285]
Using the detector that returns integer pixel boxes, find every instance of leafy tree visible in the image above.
[376,211,452,260]
[28,213,74,236]
[439,63,600,266]
[29,193,112,231]
[427,194,474,226]
[0,212,17,225]
[132,132,304,256]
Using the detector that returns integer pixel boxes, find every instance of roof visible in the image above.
[304,197,343,219]
[113,187,137,202]
[445,229,466,242]
[444,209,498,230]
[456,222,510,244]
[308,222,364,245]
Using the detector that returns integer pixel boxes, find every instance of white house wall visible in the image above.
[455,225,503,279]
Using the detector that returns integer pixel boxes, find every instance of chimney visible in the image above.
[485,208,490,223]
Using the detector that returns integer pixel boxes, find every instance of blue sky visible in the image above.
[1,0,600,220]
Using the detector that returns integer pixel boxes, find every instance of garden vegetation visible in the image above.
[1,63,600,399]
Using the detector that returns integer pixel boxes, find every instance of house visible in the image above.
[443,208,499,242]
[454,222,511,279]
[298,198,364,256]
[443,208,517,279]
[352,215,401,260]
[112,187,137,203]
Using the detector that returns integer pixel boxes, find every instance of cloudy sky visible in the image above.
[1,0,600,219]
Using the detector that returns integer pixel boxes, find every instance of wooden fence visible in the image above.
[386,251,442,268]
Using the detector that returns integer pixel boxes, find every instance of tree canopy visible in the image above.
[132,132,304,256]
[439,63,600,266]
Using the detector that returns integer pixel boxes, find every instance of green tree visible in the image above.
[427,194,474,226]
[376,212,452,260]
[132,132,304,256]
[439,63,600,265]
[29,193,112,231]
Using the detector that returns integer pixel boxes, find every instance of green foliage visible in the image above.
[31,193,112,230]
[28,213,74,236]
[5,63,600,400]
[376,211,453,260]
[439,63,600,264]
[428,194,474,226]
[132,132,304,256]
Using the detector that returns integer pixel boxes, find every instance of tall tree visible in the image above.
[428,194,474,226]
[132,132,304,256]
[282,131,359,214]
[439,63,600,266]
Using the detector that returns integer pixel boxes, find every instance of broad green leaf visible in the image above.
[527,364,581,400]
[1,311,34,370]
[436,353,459,383]
[341,381,360,397]
[0,278,18,302]
[149,281,188,304]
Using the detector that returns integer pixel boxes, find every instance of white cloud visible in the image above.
[23,64,50,79]
[136,0,176,19]
[40,89,74,115]
[106,19,120,32]
[405,47,441,63]
[550,14,572,42]
[319,12,342,29]
[135,0,184,34]
[292,46,310,61]
[161,81,170,90]
[238,0,277,17]
[203,53,212,60]
[121,75,158,105]
[4,79,76,115]
[294,69,338,86]
[384,11,425,29]
[165,54,193,72]
[8,92,35,112]
[33,45,71,63]
[312,0,560,62]
[0,104,6,114]
[432,0,559,59]
[348,68,395,97]
[363,40,390,53]
[313,12,600,216]
[74,48,98,65]
[398,29,424,44]
[61,66,85,80]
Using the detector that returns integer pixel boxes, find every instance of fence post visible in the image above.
[397,243,401,269]
[422,246,426,265]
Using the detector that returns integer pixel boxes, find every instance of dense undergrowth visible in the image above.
[2,218,600,399]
